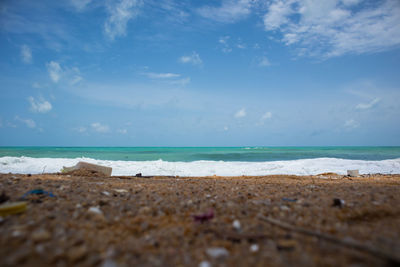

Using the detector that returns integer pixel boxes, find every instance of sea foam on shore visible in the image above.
[1,156,400,176]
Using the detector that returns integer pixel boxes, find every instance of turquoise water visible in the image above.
[1,147,400,162]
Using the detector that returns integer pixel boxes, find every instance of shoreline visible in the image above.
[1,173,399,266]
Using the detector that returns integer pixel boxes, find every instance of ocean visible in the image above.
[1,146,400,176]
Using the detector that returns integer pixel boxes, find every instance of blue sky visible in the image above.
[0,0,400,146]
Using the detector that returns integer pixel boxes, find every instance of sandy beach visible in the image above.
[1,173,400,266]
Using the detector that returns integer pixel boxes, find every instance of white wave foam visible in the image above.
[1,156,400,176]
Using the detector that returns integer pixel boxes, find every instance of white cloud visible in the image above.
[168,77,191,86]
[219,36,232,53]
[355,98,380,110]
[104,0,142,40]
[20,44,32,64]
[70,67,83,85]
[32,82,41,88]
[144,72,181,79]
[261,111,272,120]
[179,51,202,66]
[46,61,62,83]
[28,96,52,113]
[344,119,359,128]
[263,0,400,58]
[224,126,229,131]
[197,0,253,23]
[118,129,127,134]
[76,126,87,133]
[234,108,246,118]
[258,56,271,67]
[15,116,36,128]
[91,122,110,133]
[70,0,92,11]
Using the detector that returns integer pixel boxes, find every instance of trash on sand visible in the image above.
[102,191,111,196]
[114,189,128,193]
[0,201,27,216]
[0,192,10,204]
[232,219,241,230]
[250,244,259,252]
[347,170,359,177]
[206,247,229,259]
[332,198,345,207]
[61,161,112,176]
[198,261,211,267]
[282,197,297,202]
[193,209,214,223]
[88,206,103,215]
[20,189,56,200]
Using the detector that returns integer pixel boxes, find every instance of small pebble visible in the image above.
[199,260,211,267]
[232,219,241,230]
[332,198,345,207]
[102,191,111,196]
[31,229,51,242]
[88,206,103,215]
[101,259,118,267]
[114,189,128,193]
[68,245,88,262]
[206,247,229,259]
[250,244,259,253]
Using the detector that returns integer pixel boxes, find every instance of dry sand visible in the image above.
[1,173,400,266]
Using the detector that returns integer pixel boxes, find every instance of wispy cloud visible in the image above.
[258,56,271,67]
[197,0,253,23]
[15,116,36,128]
[263,0,400,58]
[117,129,127,134]
[28,96,52,113]
[168,77,191,86]
[261,111,272,120]
[20,44,32,64]
[179,51,202,66]
[234,108,246,118]
[355,98,380,110]
[104,0,143,40]
[69,0,92,11]
[219,36,232,53]
[91,122,110,133]
[46,61,62,83]
[344,119,359,129]
[144,72,181,79]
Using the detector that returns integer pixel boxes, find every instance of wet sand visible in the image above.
[1,173,400,266]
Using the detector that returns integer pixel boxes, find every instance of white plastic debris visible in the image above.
[198,261,211,267]
[347,170,359,177]
[232,219,241,230]
[206,247,229,259]
[250,244,259,253]
[88,206,103,215]
[114,189,128,193]
[102,191,111,196]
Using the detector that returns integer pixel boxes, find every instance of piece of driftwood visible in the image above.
[258,215,400,265]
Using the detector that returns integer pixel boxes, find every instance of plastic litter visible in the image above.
[282,197,297,202]
[20,189,56,200]
[206,247,229,258]
[232,219,241,230]
[332,198,345,207]
[0,201,27,216]
[193,209,214,223]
